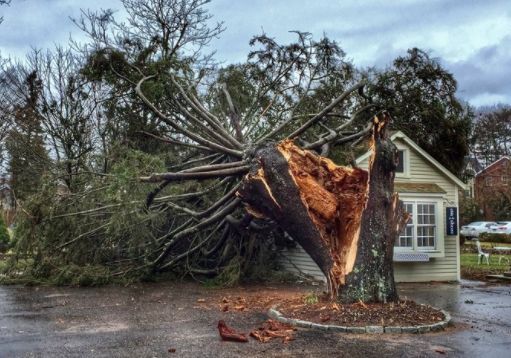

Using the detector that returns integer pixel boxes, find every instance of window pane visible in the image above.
[417,226,436,247]
[417,203,436,248]
[397,226,413,247]
[404,203,414,224]
[397,202,414,248]
[396,150,404,173]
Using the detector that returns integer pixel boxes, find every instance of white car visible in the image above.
[489,221,511,235]
[460,221,497,238]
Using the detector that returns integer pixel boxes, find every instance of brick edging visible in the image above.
[268,306,451,334]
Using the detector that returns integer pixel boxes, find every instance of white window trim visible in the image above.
[395,147,410,178]
[395,196,445,258]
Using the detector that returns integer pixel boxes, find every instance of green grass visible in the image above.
[460,252,510,280]
[461,253,509,270]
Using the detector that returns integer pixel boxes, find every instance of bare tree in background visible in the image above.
[28,48,101,188]
[472,105,511,166]
[0,66,11,167]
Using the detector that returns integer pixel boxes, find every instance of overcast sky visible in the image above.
[1,0,510,107]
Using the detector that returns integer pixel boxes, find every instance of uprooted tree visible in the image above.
[69,0,411,303]
[132,75,408,303]
[129,74,411,303]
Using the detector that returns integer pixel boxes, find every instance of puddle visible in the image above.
[62,322,129,334]
[44,293,71,299]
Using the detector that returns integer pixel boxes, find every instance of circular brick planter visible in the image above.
[268,306,451,334]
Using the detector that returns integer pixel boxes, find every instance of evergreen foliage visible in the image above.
[370,48,473,176]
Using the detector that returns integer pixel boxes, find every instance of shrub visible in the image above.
[0,216,9,252]
[303,292,319,305]
[478,233,511,243]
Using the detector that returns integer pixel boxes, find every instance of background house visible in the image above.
[474,157,511,220]
[461,155,484,199]
[279,131,466,283]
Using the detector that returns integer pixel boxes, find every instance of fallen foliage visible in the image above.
[250,319,296,344]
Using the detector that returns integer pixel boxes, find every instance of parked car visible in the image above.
[460,221,498,238]
[489,221,511,234]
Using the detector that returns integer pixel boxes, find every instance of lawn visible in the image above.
[460,252,510,281]
[460,238,511,280]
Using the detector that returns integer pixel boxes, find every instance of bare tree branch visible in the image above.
[135,75,243,157]
[287,81,366,139]
[152,197,242,268]
[220,83,244,142]
[140,165,250,182]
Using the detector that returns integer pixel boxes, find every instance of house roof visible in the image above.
[355,131,468,190]
[475,156,510,177]
[395,183,446,194]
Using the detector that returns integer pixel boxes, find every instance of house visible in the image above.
[279,131,467,283]
[461,155,484,198]
[474,157,511,220]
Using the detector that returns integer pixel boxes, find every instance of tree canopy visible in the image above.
[471,105,511,166]
[370,48,473,176]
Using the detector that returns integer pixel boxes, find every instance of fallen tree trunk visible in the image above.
[237,113,409,303]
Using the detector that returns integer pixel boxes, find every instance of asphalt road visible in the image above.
[0,280,510,357]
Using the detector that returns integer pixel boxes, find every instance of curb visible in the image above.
[268,307,451,334]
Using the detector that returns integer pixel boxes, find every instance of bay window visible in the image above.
[397,201,437,250]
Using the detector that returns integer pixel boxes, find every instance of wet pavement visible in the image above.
[0,280,510,357]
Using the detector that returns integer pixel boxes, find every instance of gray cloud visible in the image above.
[1,0,511,107]
[445,36,511,106]
[0,0,116,55]
[208,0,511,106]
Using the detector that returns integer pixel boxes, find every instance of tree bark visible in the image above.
[237,113,409,303]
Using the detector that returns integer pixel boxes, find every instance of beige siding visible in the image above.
[279,135,461,283]
[278,239,458,282]
[357,138,456,202]
[394,239,458,282]
[278,244,326,281]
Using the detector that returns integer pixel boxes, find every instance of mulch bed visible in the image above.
[189,286,451,344]
[197,289,445,328]
[277,294,445,327]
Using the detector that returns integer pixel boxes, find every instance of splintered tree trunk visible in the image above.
[237,115,409,303]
